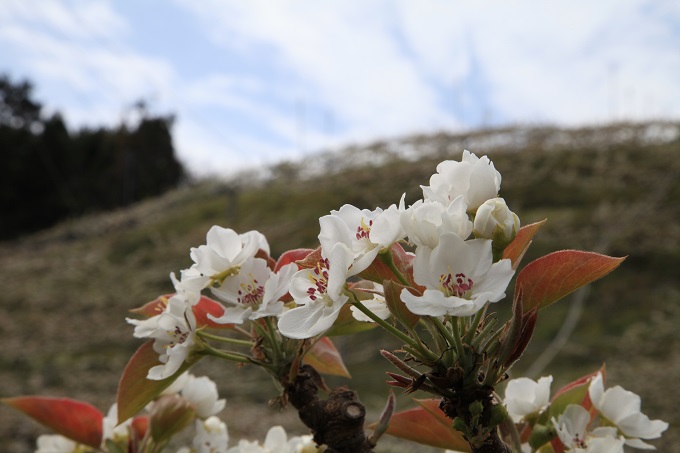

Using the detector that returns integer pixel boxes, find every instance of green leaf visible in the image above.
[1,396,103,448]
[503,219,547,269]
[516,250,625,311]
[303,336,351,378]
[117,340,199,423]
[381,399,470,451]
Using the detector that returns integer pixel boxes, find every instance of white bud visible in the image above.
[473,198,520,245]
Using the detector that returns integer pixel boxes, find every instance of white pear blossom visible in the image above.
[190,226,269,282]
[278,243,353,339]
[473,197,520,244]
[35,435,81,453]
[181,374,226,419]
[504,375,553,422]
[101,403,131,446]
[401,196,472,248]
[127,293,197,380]
[286,433,319,453]
[193,416,229,453]
[208,258,297,324]
[401,233,514,317]
[350,283,390,322]
[226,426,321,453]
[171,267,210,305]
[422,151,501,211]
[318,200,405,276]
[160,370,190,396]
[552,404,625,453]
[589,373,668,449]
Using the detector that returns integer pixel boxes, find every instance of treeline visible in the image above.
[1,75,185,240]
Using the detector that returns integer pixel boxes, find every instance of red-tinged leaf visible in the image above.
[192,295,230,329]
[117,341,199,423]
[324,304,377,336]
[383,280,421,330]
[516,250,625,311]
[551,365,606,403]
[503,219,547,269]
[505,307,537,367]
[275,248,315,272]
[1,396,103,448]
[359,244,420,289]
[547,438,563,453]
[381,399,470,451]
[303,337,351,378]
[548,366,607,424]
[130,295,230,329]
[129,294,171,318]
[149,395,195,444]
[369,390,397,445]
[296,246,323,269]
[255,249,277,270]
[131,415,149,440]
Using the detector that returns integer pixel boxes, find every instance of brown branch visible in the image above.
[284,364,373,453]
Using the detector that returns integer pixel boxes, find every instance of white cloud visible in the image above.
[0,0,174,127]
[2,0,679,176]
[174,1,458,138]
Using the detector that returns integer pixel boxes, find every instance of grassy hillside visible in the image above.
[1,122,678,451]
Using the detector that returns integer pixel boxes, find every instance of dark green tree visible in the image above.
[1,74,186,240]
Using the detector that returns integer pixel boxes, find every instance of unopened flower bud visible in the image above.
[473,198,520,250]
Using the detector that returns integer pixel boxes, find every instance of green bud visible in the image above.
[488,403,509,429]
[529,423,557,449]
[469,400,484,417]
[452,417,472,439]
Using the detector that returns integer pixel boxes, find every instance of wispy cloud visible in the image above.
[2,0,679,176]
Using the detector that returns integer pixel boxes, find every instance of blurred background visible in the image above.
[1,1,679,451]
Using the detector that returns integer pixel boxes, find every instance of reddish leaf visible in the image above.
[552,365,605,402]
[503,219,547,269]
[117,341,199,423]
[551,364,606,415]
[192,296,230,329]
[383,280,420,330]
[131,415,149,440]
[295,246,323,269]
[324,304,377,336]
[254,249,277,270]
[516,250,625,311]
[2,396,103,448]
[303,337,351,378]
[381,399,470,451]
[130,295,230,329]
[359,243,420,289]
[129,294,171,318]
[149,395,196,444]
[275,248,315,272]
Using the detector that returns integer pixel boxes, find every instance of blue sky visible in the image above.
[2,0,679,176]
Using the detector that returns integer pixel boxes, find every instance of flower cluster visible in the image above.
[280,150,518,338]
[125,150,520,375]
[504,372,668,452]
[8,148,668,453]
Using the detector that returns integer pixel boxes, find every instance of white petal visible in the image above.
[208,306,252,324]
[263,426,288,450]
[277,296,347,339]
[319,213,353,252]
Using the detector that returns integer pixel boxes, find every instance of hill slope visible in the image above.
[1,122,678,451]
